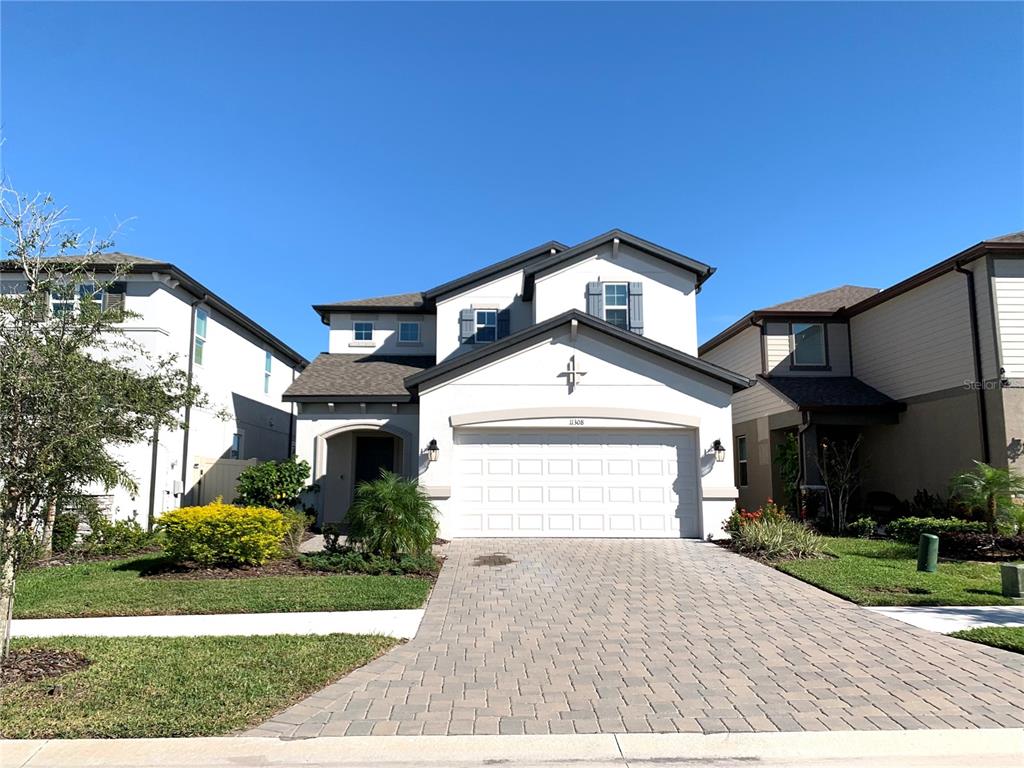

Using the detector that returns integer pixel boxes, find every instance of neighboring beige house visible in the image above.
[699,231,1024,518]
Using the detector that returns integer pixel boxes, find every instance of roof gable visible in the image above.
[405,309,751,391]
[522,230,713,300]
[424,240,567,301]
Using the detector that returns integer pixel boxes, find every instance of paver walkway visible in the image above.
[251,539,1024,738]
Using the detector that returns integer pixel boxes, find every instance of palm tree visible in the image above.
[950,461,1024,534]
[347,471,438,557]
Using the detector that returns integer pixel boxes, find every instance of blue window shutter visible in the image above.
[497,308,511,339]
[459,309,475,344]
[586,282,603,317]
[628,282,644,335]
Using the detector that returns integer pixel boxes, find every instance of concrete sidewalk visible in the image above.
[2,730,1021,768]
[10,609,424,639]
[868,605,1024,633]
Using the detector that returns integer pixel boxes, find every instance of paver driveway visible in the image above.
[251,539,1024,737]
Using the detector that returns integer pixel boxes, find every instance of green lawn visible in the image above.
[948,626,1024,654]
[776,537,1017,606]
[1,634,396,738]
[14,554,432,618]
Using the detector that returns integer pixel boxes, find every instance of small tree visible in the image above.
[234,456,311,511]
[347,471,438,558]
[0,185,203,658]
[950,460,1024,534]
[817,435,862,534]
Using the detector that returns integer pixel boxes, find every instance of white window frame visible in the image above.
[398,321,421,344]
[264,350,272,394]
[353,321,374,342]
[194,308,209,366]
[603,282,629,330]
[736,435,748,487]
[791,322,827,367]
[474,309,497,343]
[50,282,102,317]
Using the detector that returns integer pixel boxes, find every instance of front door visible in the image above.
[354,435,396,488]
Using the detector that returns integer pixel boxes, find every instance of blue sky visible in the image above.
[2,2,1021,360]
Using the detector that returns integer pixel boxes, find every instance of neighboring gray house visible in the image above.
[699,231,1024,517]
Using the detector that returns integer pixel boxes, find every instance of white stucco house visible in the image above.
[288,231,751,539]
[1,254,308,527]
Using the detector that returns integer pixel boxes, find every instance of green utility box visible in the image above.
[917,533,939,573]
[1000,563,1024,600]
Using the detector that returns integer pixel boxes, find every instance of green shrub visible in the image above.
[299,548,439,576]
[280,509,312,557]
[887,516,987,543]
[347,471,438,557]
[322,522,345,553]
[234,456,311,511]
[724,500,788,535]
[159,501,289,566]
[732,517,826,560]
[846,517,876,538]
[51,511,79,554]
[81,509,154,557]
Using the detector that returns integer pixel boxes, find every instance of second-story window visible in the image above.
[354,321,373,342]
[475,310,497,342]
[194,309,208,365]
[399,321,421,343]
[792,322,826,367]
[264,351,272,394]
[603,283,629,329]
[50,282,103,317]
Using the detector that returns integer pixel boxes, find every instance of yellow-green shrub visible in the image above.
[159,500,289,566]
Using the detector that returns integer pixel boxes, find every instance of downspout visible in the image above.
[146,421,160,531]
[180,297,204,505]
[955,263,991,463]
[287,366,297,456]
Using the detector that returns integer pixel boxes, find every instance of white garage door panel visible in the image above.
[452,430,699,538]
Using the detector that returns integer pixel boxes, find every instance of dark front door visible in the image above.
[354,435,396,487]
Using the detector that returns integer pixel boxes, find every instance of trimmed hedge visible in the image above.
[887,516,986,543]
[939,532,1024,561]
[159,502,288,566]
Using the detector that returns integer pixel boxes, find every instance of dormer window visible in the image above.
[474,310,497,343]
[792,322,826,367]
[603,283,629,330]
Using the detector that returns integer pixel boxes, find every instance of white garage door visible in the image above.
[451,429,699,538]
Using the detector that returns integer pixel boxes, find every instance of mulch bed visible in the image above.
[1,648,91,687]
[141,559,323,580]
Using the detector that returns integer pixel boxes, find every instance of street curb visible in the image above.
[2,728,1021,767]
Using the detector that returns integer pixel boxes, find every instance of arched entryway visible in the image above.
[320,425,408,525]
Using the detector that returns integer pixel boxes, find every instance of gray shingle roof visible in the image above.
[284,353,435,401]
[314,292,427,311]
[986,231,1024,244]
[759,285,880,313]
[760,376,901,411]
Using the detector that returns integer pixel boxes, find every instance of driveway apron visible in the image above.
[250,539,1024,737]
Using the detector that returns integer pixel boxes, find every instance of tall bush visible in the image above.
[347,471,438,557]
[234,457,311,511]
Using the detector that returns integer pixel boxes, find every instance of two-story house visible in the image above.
[1,254,308,527]
[287,230,751,539]
[699,231,1024,516]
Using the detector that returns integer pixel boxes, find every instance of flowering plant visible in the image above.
[724,499,788,534]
